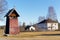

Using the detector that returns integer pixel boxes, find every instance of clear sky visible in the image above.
[0,0,60,25]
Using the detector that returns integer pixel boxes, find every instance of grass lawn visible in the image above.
[0,29,60,40]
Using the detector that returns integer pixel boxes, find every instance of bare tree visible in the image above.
[0,0,8,21]
[46,6,58,21]
[38,16,45,22]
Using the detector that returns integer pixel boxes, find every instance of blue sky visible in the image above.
[0,0,60,25]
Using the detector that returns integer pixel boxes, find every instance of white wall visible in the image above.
[47,23,58,30]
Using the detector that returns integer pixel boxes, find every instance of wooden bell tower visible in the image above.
[4,8,20,35]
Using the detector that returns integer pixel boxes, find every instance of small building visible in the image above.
[37,19,58,31]
[25,25,36,31]
[4,8,20,35]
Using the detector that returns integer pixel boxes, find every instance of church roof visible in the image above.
[37,19,58,24]
[5,8,20,17]
[46,18,58,23]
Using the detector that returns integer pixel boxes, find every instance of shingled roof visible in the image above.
[4,8,20,17]
[46,18,58,23]
[37,18,58,24]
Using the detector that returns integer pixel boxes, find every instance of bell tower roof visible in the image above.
[5,8,20,17]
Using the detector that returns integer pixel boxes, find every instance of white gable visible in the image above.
[29,26,35,31]
[47,23,58,31]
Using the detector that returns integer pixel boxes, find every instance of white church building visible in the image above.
[37,19,58,31]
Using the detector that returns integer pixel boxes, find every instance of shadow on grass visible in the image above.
[39,34,60,36]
